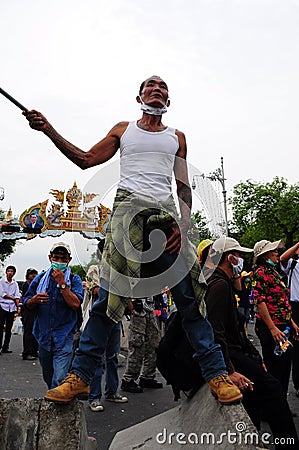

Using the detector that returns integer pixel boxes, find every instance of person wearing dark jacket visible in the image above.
[205,237,299,450]
[21,268,38,360]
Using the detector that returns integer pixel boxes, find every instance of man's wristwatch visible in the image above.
[60,284,67,290]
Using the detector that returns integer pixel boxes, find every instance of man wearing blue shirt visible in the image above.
[23,243,84,389]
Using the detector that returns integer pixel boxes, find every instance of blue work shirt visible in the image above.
[23,270,84,351]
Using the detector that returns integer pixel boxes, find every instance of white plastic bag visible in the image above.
[12,316,23,335]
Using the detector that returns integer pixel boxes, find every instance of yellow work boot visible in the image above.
[44,374,90,404]
[208,374,242,404]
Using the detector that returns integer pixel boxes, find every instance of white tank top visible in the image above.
[118,121,179,201]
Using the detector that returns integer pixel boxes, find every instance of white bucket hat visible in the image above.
[253,239,283,264]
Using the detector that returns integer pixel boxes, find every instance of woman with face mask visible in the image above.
[253,239,299,397]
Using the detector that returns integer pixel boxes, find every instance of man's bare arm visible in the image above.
[280,242,299,268]
[23,110,127,169]
[165,130,191,254]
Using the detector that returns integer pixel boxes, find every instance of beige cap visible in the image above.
[50,242,71,255]
[253,239,283,264]
[211,237,253,255]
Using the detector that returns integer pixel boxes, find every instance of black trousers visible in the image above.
[290,301,299,391]
[0,306,15,351]
[230,348,299,449]
[255,319,292,397]
[22,307,38,357]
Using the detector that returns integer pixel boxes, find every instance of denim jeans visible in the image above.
[72,238,226,383]
[39,334,74,389]
[88,321,121,401]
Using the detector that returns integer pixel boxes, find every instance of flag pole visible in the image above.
[0,87,28,111]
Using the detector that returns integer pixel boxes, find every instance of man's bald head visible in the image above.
[138,76,168,96]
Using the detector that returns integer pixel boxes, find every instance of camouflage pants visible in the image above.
[123,310,161,381]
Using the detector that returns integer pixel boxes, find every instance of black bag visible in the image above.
[156,311,205,401]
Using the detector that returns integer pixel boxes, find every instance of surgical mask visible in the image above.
[51,261,67,272]
[266,259,277,268]
[139,96,168,115]
[229,255,244,276]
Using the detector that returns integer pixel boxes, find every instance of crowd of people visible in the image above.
[0,74,298,448]
[0,241,298,449]
[1,236,299,447]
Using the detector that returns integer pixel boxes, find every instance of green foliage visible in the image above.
[230,177,299,248]
[70,252,99,281]
[0,240,16,263]
[188,211,213,246]
[70,264,86,281]
[0,209,17,263]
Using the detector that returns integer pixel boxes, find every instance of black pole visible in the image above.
[0,87,28,111]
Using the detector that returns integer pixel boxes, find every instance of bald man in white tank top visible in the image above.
[24,76,242,405]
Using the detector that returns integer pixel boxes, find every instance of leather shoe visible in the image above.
[139,378,163,389]
[2,349,12,353]
[208,374,242,404]
[44,374,90,403]
[121,379,143,393]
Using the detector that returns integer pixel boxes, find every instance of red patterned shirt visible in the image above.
[253,265,291,324]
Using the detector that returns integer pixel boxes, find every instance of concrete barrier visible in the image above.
[109,384,263,449]
[0,398,96,450]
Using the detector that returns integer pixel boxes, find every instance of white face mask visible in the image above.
[228,255,244,276]
[139,96,168,115]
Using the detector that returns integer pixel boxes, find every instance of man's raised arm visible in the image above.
[280,241,299,268]
[23,110,127,169]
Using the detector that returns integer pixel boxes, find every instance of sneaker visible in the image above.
[106,393,128,403]
[208,374,243,404]
[121,379,143,393]
[44,373,90,403]
[139,378,163,389]
[89,400,104,412]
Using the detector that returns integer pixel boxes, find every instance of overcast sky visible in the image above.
[1,0,299,278]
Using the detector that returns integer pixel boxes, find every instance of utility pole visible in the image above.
[192,157,229,236]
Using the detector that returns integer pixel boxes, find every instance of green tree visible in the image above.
[70,264,87,281]
[0,241,16,263]
[0,209,17,263]
[230,177,299,248]
[188,211,213,246]
[70,251,99,281]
